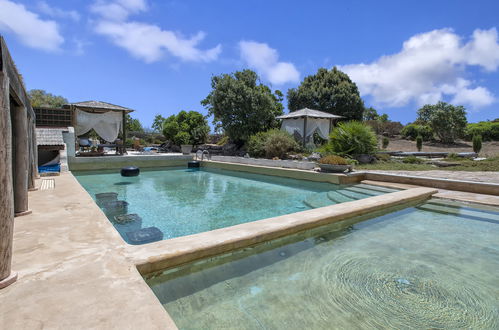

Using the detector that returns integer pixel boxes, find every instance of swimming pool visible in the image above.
[145,199,499,329]
[74,167,396,244]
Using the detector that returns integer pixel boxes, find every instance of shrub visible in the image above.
[375,153,391,162]
[382,137,389,149]
[401,124,433,141]
[416,102,467,143]
[322,121,378,156]
[416,135,423,151]
[174,131,190,145]
[216,136,229,146]
[473,134,482,154]
[318,155,348,165]
[162,110,209,146]
[402,156,424,164]
[365,120,403,137]
[247,129,299,159]
[464,121,499,141]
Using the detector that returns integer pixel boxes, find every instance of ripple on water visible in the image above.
[310,254,499,329]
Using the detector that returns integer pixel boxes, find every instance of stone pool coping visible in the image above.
[4,163,496,329]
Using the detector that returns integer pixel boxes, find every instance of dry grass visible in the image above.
[382,138,499,157]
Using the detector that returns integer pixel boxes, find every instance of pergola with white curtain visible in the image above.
[68,101,134,154]
[277,108,343,147]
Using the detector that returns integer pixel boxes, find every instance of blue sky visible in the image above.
[1,0,498,129]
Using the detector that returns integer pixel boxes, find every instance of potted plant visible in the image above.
[176,132,192,155]
[317,155,353,173]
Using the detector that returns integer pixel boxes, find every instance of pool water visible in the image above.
[146,200,499,329]
[74,167,395,244]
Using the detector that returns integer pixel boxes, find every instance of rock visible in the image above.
[430,161,462,167]
[307,152,321,162]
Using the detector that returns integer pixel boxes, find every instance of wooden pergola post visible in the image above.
[0,73,17,288]
[12,102,30,216]
[122,110,127,155]
[302,116,307,148]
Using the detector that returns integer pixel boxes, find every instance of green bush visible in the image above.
[402,156,424,164]
[382,137,389,149]
[321,121,377,156]
[416,135,423,151]
[162,110,209,146]
[318,155,348,165]
[473,134,482,154]
[464,121,499,141]
[216,136,229,146]
[401,124,433,141]
[247,129,299,159]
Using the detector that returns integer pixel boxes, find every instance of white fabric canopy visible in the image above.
[281,118,330,139]
[75,110,122,142]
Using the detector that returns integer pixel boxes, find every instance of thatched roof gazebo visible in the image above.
[277,108,343,146]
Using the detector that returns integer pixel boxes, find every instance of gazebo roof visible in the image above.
[65,101,134,113]
[276,108,342,120]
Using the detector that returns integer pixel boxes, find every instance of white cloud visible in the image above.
[91,0,221,63]
[239,41,300,85]
[37,1,80,22]
[339,28,499,110]
[0,0,64,51]
[95,21,221,63]
[91,0,147,21]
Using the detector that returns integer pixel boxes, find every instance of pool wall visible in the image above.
[200,160,363,184]
[129,187,437,275]
[68,154,192,171]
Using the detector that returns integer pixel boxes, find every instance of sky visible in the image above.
[0,0,498,129]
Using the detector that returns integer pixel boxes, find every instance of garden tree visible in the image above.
[28,89,67,107]
[287,67,364,120]
[201,69,284,144]
[151,114,166,132]
[416,102,467,143]
[162,110,209,145]
[363,107,379,121]
[126,113,144,132]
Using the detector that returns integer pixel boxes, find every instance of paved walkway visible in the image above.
[362,170,499,184]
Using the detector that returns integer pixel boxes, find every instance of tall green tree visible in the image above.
[152,114,166,132]
[416,101,467,143]
[162,110,209,145]
[363,107,379,121]
[28,89,68,107]
[201,69,284,144]
[126,113,144,132]
[287,67,364,120]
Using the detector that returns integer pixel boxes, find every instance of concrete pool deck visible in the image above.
[1,167,497,329]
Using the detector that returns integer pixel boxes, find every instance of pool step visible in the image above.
[326,191,356,203]
[354,184,399,194]
[335,188,373,200]
[303,192,337,209]
[418,202,499,223]
[343,186,385,196]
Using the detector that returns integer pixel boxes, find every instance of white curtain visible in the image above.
[281,118,330,139]
[306,118,330,139]
[281,118,304,136]
[75,110,122,142]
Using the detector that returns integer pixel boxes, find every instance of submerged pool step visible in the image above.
[326,191,356,203]
[343,186,385,196]
[303,192,338,209]
[354,184,399,193]
[418,203,499,223]
[334,188,374,200]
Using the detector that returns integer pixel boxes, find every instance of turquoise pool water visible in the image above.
[146,200,499,329]
[74,167,395,244]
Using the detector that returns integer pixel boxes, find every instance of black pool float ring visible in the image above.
[121,166,140,177]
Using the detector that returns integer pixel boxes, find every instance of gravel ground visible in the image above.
[361,170,499,184]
